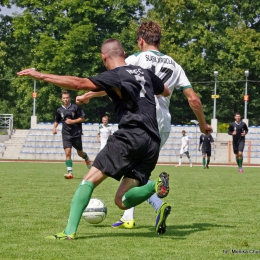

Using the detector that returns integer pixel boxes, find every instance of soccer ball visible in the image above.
[82,198,107,224]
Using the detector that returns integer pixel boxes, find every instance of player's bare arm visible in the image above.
[183,88,212,134]
[65,117,85,125]
[17,68,102,92]
[161,85,170,97]
[53,122,59,134]
[76,91,107,105]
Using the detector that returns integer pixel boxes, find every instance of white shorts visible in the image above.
[180,147,189,155]
[159,131,170,150]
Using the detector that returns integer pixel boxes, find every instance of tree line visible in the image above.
[0,0,259,129]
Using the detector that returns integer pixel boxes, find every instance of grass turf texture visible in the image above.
[0,162,260,260]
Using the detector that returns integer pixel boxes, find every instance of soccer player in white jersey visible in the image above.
[97,115,113,151]
[75,21,212,234]
[177,130,192,167]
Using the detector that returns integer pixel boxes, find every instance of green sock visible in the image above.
[207,159,210,166]
[122,180,156,209]
[202,158,206,166]
[66,159,73,174]
[64,180,94,235]
[238,158,242,168]
[236,158,239,167]
[241,158,243,167]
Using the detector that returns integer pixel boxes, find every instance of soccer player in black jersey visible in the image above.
[199,132,214,169]
[17,38,171,239]
[53,90,91,179]
[228,112,248,172]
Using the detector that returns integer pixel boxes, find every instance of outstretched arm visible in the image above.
[76,91,107,105]
[17,68,102,92]
[183,88,212,134]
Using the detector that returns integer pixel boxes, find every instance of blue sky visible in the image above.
[1,6,23,16]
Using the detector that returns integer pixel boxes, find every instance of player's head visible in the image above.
[137,21,161,50]
[102,115,109,126]
[182,130,186,136]
[101,39,125,69]
[61,90,71,106]
[234,112,241,122]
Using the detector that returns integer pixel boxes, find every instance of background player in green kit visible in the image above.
[228,112,248,173]
[53,90,91,179]
[199,132,214,169]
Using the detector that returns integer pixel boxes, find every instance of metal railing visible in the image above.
[0,114,14,136]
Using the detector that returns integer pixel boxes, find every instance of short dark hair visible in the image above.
[137,21,161,45]
[234,112,241,116]
[61,90,70,97]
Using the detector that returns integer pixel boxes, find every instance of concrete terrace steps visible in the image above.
[3,129,29,159]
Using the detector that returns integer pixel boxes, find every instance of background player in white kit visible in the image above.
[76,21,212,234]
[177,130,192,167]
[97,115,113,151]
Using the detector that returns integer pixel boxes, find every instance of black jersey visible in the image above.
[199,134,214,151]
[88,65,164,141]
[228,121,248,143]
[54,103,85,137]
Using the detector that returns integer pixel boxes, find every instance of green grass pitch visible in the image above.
[0,162,260,259]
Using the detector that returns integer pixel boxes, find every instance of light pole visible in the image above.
[213,71,218,119]
[191,120,199,162]
[32,68,36,116]
[244,70,249,120]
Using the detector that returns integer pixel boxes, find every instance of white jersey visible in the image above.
[98,124,113,150]
[126,50,191,133]
[180,135,189,153]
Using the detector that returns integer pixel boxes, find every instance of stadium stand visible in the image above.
[1,123,260,164]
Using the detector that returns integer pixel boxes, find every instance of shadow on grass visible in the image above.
[75,222,234,240]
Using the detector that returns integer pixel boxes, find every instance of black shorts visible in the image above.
[93,127,160,186]
[233,139,245,154]
[202,149,211,156]
[62,135,83,151]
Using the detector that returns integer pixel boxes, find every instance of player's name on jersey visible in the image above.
[145,55,173,64]
[126,68,144,75]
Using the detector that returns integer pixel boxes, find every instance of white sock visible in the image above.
[179,158,182,165]
[189,158,192,164]
[121,207,135,221]
[146,179,163,212]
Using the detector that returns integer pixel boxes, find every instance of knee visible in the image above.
[114,196,126,210]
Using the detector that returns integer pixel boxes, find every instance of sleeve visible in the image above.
[88,71,120,92]
[199,135,203,144]
[54,109,61,123]
[76,105,85,119]
[243,123,248,134]
[228,123,233,135]
[147,70,165,95]
[174,65,192,91]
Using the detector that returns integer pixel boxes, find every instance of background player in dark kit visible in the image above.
[53,90,91,179]
[228,112,248,173]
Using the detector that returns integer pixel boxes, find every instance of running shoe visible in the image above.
[47,231,76,240]
[239,168,243,173]
[111,218,135,229]
[64,173,73,179]
[85,158,92,169]
[155,203,171,235]
[206,165,209,169]
[190,163,193,167]
[155,172,170,198]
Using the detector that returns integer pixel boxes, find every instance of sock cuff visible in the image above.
[80,180,95,189]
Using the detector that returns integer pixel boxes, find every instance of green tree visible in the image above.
[0,0,145,128]
[146,0,260,125]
